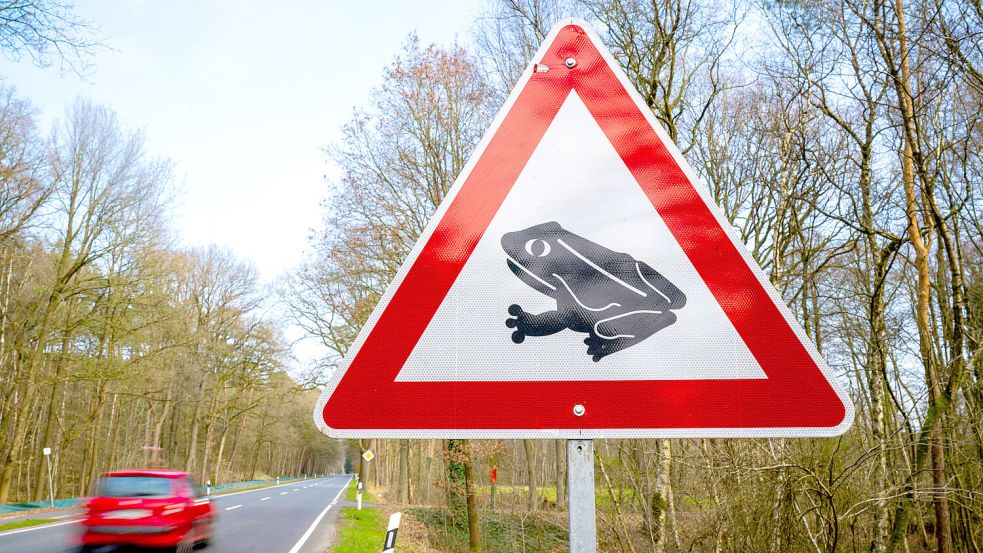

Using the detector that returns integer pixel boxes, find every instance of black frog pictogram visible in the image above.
[501,222,686,361]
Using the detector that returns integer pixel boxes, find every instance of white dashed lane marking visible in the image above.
[225,505,242,511]
[280,492,288,495]
[260,497,270,501]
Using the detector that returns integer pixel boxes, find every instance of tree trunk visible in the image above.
[149,386,174,466]
[184,373,208,473]
[367,439,377,489]
[398,439,409,503]
[81,381,110,495]
[652,439,672,553]
[869,241,900,552]
[462,440,482,553]
[213,420,230,486]
[555,439,565,509]
[523,439,537,511]
[199,407,218,485]
[889,1,952,549]
[357,439,368,491]
[447,439,465,511]
[31,329,73,501]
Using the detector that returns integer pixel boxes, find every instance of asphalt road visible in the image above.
[0,475,351,553]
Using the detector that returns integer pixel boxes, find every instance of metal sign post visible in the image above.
[567,440,596,552]
[42,447,54,508]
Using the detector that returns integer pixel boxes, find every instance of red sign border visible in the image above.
[314,20,853,438]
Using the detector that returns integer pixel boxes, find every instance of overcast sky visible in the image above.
[0,0,483,281]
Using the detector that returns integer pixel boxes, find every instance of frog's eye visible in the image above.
[524,239,551,258]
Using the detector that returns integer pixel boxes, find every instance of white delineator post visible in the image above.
[567,440,596,553]
[43,447,54,508]
[357,491,363,511]
[382,512,401,552]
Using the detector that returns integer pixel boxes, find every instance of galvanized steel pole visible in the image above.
[567,440,596,552]
[43,448,54,508]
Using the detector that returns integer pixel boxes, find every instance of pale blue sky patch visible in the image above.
[0,0,482,281]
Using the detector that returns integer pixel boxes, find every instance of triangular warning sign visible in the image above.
[314,19,853,438]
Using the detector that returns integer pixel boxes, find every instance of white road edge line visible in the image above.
[225,505,242,511]
[0,519,76,537]
[286,476,351,553]
[260,497,271,501]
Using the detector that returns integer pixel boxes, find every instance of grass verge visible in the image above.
[331,507,385,552]
[0,518,58,532]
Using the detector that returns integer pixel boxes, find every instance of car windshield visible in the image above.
[97,476,174,498]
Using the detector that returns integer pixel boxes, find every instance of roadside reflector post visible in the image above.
[382,512,401,552]
[568,440,596,553]
[43,447,54,508]
[357,491,363,511]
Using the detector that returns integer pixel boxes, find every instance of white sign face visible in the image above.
[313,19,853,439]
[43,447,51,455]
[397,92,764,382]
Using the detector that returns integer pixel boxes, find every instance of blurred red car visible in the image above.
[79,469,213,551]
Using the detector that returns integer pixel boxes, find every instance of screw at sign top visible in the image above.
[565,58,577,68]
[573,404,585,416]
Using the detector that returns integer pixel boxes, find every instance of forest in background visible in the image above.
[288,1,983,552]
[0,2,341,505]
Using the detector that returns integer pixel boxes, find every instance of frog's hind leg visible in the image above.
[585,310,677,361]
[506,305,568,344]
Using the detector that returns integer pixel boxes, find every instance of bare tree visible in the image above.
[0,0,104,75]
[0,85,47,242]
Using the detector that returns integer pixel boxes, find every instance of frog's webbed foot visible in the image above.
[584,334,624,362]
[506,305,567,344]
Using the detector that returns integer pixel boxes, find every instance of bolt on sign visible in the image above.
[313,19,853,439]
